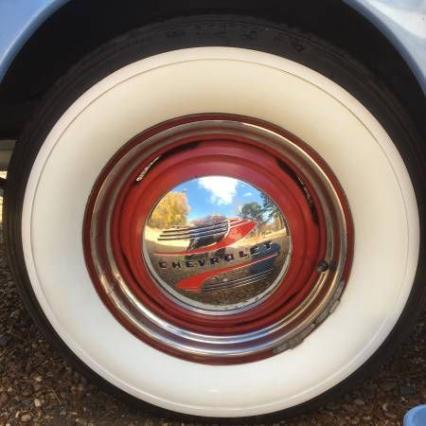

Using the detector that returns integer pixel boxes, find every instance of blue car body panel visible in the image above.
[346,0,425,93]
[0,0,425,92]
[0,0,68,82]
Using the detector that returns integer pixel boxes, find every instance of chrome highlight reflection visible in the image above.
[143,178,291,311]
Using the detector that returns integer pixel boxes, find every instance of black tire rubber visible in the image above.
[4,16,426,423]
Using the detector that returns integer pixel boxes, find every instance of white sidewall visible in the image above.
[22,48,419,417]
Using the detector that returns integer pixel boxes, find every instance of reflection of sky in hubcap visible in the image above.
[176,176,267,220]
[143,176,291,312]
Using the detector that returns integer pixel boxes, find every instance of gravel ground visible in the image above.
[0,195,424,425]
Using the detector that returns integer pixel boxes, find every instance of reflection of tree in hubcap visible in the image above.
[148,191,189,229]
[143,176,291,311]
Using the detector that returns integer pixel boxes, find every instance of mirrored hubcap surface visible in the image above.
[144,178,291,312]
[84,114,353,363]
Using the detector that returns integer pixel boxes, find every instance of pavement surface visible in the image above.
[0,193,425,425]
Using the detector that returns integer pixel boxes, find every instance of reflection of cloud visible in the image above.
[243,192,253,197]
[198,176,239,205]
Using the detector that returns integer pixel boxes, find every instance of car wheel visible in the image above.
[4,16,425,420]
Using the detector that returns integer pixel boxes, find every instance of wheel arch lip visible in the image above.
[0,0,424,93]
[344,0,426,94]
[0,0,68,84]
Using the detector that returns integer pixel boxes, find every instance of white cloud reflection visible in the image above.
[198,176,239,205]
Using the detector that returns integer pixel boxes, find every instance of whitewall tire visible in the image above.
[5,17,425,420]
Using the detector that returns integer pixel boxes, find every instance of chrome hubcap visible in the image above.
[144,177,291,312]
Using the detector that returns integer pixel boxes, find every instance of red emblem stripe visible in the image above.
[176,252,278,292]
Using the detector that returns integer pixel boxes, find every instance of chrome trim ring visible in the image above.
[84,114,353,363]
